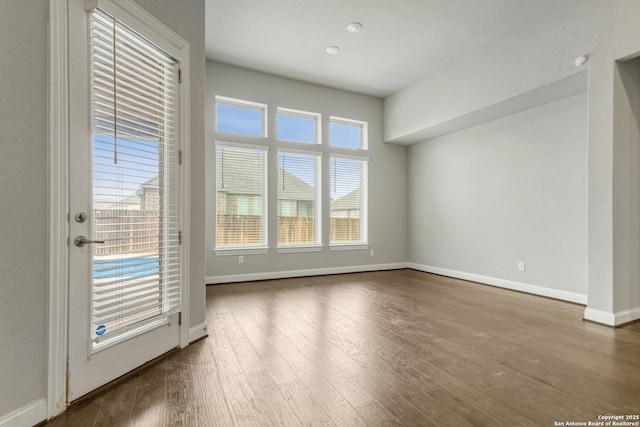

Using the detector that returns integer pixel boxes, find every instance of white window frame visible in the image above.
[276,107,322,145]
[329,116,368,151]
[276,148,323,252]
[215,95,268,138]
[214,140,269,255]
[329,152,369,249]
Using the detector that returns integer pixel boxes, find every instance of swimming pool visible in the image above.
[93,256,159,279]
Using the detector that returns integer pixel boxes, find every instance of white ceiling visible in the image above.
[205,0,561,98]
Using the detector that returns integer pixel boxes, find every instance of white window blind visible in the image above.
[330,157,368,243]
[216,144,267,247]
[90,9,181,344]
[277,151,320,245]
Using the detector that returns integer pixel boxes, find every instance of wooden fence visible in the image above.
[93,209,160,256]
[93,211,362,255]
[216,215,361,246]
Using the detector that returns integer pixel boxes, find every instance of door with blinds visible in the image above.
[67,1,185,400]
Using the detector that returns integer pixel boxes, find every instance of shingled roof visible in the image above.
[216,149,314,200]
[331,188,360,211]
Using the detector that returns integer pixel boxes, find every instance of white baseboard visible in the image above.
[0,398,47,427]
[188,321,208,343]
[584,306,640,326]
[206,262,408,284]
[407,262,587,305]
[584,308,615,325]
[614,307,640,325]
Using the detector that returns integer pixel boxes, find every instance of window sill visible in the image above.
[329,243,369,251]
[276,245,323,254]
[214,246,270,256]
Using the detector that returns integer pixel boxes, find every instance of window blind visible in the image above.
[330,157,367,243]
[277,151,319,245]
[90,9,181,344]
[216,144,267,247]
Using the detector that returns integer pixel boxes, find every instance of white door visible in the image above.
[67,0,184,401]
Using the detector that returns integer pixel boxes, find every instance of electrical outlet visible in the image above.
[518,262,526,272]
[238,255,244,264]
[370,249,375,257]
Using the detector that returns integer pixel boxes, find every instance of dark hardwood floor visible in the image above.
[45,269,640,426]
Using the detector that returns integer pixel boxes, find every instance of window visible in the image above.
[330,156,368,245]
[278,200,296,217]
[277,108,320,144]
[89,9,181,342]
[213,95,369,252]
[329,117,367,150]
[216,96,267,137]
[277,151,321,246]
[237,195,262,216]
[216,144,268,249]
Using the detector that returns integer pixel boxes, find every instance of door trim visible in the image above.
[48,0,70,419]
[47,0,191,418]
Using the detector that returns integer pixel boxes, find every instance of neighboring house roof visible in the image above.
[276,168,314,201]
[217,149,314,200]
[111,193,141,210]
[108,176,158,210]
[331,188,360,211]
[216,150,263,195]
[109,152,318,210]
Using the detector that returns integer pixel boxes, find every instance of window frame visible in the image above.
[215,95,268,138]
[329,152,369,248]
[276,107,322,145]
[276,148,323,251]
[214,140,269,255]
[329,116,368,151]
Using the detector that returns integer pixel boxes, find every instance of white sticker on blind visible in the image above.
[90,10,181,344]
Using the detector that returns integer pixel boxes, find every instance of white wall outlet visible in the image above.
[518,262,526,272]
[238,255,244,264]
[370,249,375,257]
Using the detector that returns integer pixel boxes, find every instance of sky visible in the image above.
[217,103,363,199]
[93,135,161,209]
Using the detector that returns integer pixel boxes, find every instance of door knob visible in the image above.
[74,235,105,247]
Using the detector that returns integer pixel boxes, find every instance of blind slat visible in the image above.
[330,157,364,243]
[95,271,181,289]
[216,145,266,247]
[277,151,319,246]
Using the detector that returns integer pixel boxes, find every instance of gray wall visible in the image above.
[386,0,640,320]
[613,58,640,312]
[0,0,48,416]
[408,93,588,297]
[206,61,408,280]
[0,0,205,419]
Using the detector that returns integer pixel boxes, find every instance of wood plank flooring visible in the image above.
[45,269,640,426]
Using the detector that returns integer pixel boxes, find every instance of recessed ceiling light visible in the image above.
[347,22,363,33]
[326,46,340,55]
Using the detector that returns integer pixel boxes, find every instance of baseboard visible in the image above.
[188,321,208,343]
[614,307,640,325]
[0,398,47,427]
[584,306,640,326]
[206,262,409,284]
[583,308,615,325]
[407,262,587,305]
